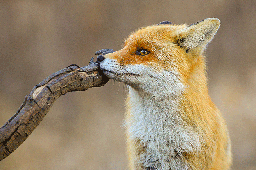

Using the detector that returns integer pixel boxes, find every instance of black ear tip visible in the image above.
[158,21,172,25]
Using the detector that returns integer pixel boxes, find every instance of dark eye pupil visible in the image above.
[136,49,149,56]
[141,50,147,55]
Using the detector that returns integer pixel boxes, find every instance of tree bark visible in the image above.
[0,61,108,161]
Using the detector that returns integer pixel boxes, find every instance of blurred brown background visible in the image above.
[0,0,255,169]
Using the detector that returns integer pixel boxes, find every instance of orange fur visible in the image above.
[100,18,231,169]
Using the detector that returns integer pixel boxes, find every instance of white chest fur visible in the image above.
[126,87,201,169]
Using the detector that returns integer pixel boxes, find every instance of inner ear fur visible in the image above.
[177,18,220,53]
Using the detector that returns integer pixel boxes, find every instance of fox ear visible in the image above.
[177,18,220,53]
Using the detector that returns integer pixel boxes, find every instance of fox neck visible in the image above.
[125,61,209,143]
[126,86,202,169]
[126,86,185,142]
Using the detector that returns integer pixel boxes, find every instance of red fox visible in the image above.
[98,18,231,169]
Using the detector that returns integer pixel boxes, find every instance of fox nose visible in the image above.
[96,55,105,63]
[95,49,114,63]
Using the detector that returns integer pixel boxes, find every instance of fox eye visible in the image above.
[135,48,150,56]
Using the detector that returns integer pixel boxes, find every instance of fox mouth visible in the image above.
[102,69,140,78]
[100,68,140,85]
[101,69,116,79]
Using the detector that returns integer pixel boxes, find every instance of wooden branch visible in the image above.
[0,61,109,161]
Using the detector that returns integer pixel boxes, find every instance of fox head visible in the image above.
[99,18,220,98]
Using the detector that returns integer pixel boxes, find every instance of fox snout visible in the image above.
[95,48,115,67]
[91,49,116,86]
[96,55,105,63]
[95,48,114,75]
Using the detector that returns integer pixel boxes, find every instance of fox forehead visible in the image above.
[124,24,187,48]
